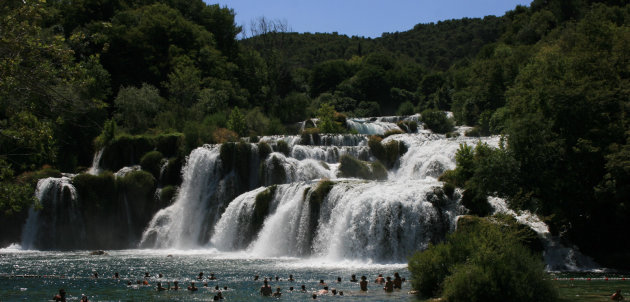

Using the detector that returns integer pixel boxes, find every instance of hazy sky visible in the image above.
[209,0,532,38]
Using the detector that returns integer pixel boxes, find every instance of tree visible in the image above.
[113,84,162,133]
[227,106,247,137]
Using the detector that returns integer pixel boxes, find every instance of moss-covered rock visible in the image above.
[72,172,118,214]
[252,185,277,236]
[140,151,164,180]
[162,157,183,186]
[371,161,388,181]
[262,155,287,185]
[275,140,291,156]
[368,136,407,169]
[384,129,404,138]
[258,142,272,160]
[159,185,177,208]
[397,121,418,133]
[220,142,252,186]
[339,154,372,179]
[100,133,184,172]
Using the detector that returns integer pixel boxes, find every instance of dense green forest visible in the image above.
[1,0,629,275]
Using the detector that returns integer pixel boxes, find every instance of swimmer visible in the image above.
[290,286,294,291]
[213,295,219,301]
[612,289,624,301]
[157,282,167,291]
[127,281,132,286]
[360,276,368,291]
[301,284,307,292]
[375,274,385,284]
[337,276,341,283]
[275,275,279,281]
[217,291,224,299]
[215,285,219,290]
[289,274,294,282]
[144,272,150,279]
[223,286,228,291]
[114,272,119,279]
[317,286,329,295]
[203,282,208,287]
[93,272,98,279]
[383,276,393,292]
[143,280,149,286]
[209,273,216,280]
[254,275,259,281]
[273,287,282,297]
[158,273,163,278]
[187,282,198,291]
[331,288,337,295]
[393,272,402,289]
[172,281,179,290]
[81,295,88,302]
[53,289,66,302]
[198,272,204,280]
[319,279,327,286]
[260,280,272,296]
[312,293,317,299]
[350,274,358,282]
[339,291,344,296]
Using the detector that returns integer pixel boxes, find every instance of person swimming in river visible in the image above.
[80,295,88,302]
[157,282,167,291]
[197,272,204,280]
[288,274,294,282]
[260,280,272,296]
[254,275,259,281]
[612,289,624,301]
[375,274,385,284]
[272,287,282,297]
[187,282,198,291]
[301,284,307,292]
[53,289,66,302]
[384,276,394,292]
[114,272,119,279]
[319,279,327,286]
[144,272,150,279]
[209,273,216,280]
[360,276,368,291]
[350,274,358,282]
[172,281,179,290]
[317,286,329,295]
[393,272,402,289]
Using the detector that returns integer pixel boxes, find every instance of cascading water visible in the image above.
[139,145,226,248]
[21,177,85,250]
[87,148,104,175]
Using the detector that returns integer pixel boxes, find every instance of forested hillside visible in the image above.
[1,0,629,268]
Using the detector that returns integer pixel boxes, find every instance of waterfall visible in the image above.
[139,145,225,248]
[87,148,104,175]
[21,177,84,250]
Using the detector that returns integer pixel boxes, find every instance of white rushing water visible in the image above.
[140,145,226,248]
[87,148,104,175]
[21,177,82,250]
[23,114,599,270]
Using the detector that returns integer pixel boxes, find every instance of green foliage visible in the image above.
[113,84,162,134]
[383,129,404,138]
[421,109,454,134]
[396,101,416,116]
[263,155,287,185]
[408,216,557,301]
[0,159,37,216]
[317,103,346,133]
[117,170,156,204]
[370,161,388,181]
[140,151,164,180]
[72,171,117,212]
[227,107,248,137]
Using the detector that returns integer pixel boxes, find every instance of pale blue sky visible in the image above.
[209,0,532,38]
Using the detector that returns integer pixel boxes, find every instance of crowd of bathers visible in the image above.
[52,271,407,301]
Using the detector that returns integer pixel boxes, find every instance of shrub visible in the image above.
[212,128,238,144]
[408,216,557,301]
[162,157,183,186]
[397,101,416,116]
[368,136,407,169]
[263,155,287,185]
[117,170,156,212]
[72,172,117,213]
[140,151,164,179]
[421,109,454,134]
[461,188,493,217]
[397,121,418,133]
